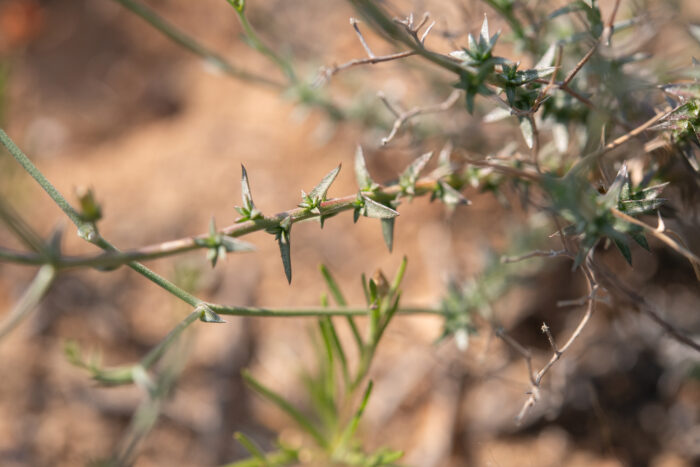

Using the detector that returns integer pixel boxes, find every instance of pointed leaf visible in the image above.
[219,236,255,252]
[278,231,292,284]
[630,229,650,251]
[381,218,395,252]
[439,180,470,207]
[362,196,399,219]
[399,152,433,193]
[233,432,267,463]
[354,146,376,191]
[519,117,534,148]
[480,14,490,46]
[603,163,628,206]
[483,106,512,122]
[309,165,341,201]
[613,237,633,265]
[467,33,477,52]
[535,43,557,70]
[242,369,327,448]
[198,304,226,323]
[241,165,255,210]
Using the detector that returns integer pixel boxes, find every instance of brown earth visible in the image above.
[1,1,699,466]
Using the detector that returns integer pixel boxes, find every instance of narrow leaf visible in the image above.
[339,381,373,446]
[219,236,256,252]
[519,117,534,149]
[613,237,633,265]
[278,231,292,284]
[241,165,255,210]
[198,304,226,323]
[362,196,399,219]
[355,146,375,191]
[483,106,512,123]
[535,43,557,70]
[480,14,490,45]
[399,152,433,193]
[630,230,650,251]
[309,165,341,201]
[439,180,470,207]
[233,432,268,465]
[242,369,327,448]
[381,218,395,252]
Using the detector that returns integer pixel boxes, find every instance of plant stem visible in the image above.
[0,265,56,340]
[141,310,201,369]
[110,0,284,88]
[208,304,440,317]
[227,2,297,84]
[1,129,85,227]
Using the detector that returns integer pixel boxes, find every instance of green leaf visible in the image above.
[354,146,377,191]
[480,14,490,46]
[233,432,268,465]
[309,164,341,202]
[381,218,395,253]
[198,304,226,323]
[535,43,557,70]
[237,165,262,221]
[630,229,650,251]
[438,180,470,208]
[613,237,633,265]
[338,381,373,447]
[219,236,255,253]
[399,152,433,195]
[278,227,292,284]
[519,117,534,148]
[225,0,246,13]
[242,369,327,448]
[362,196,399,219]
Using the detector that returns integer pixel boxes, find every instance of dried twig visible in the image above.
[500,249,568,264]
[379,89,461,145]
[315,18,418,86]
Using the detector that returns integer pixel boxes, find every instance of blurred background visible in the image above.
[0,0,699,465]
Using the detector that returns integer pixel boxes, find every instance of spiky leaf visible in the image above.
[381,218,395,252]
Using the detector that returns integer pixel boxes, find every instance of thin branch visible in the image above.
[495,328,536,385]
[591,260,700,353]
[500,249,568,264]
[315,18,417,85]
[516,282,599,424]
[610,207,700,276]
[110,0,283,88]
[380,89,461,145]
[562,42,598,89]
[0,265,56,341]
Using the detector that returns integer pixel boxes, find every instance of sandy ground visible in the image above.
[0,0,699,466]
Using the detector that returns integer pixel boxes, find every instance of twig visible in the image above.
[516,281,599,424]
[500,249,568,263]
[379,89,460,145]
[562,42,599,89]
[495,328,535,385]
[610,207,700,277]
[109,0,283,88]
[0,265,56,341]
[591,260,700,353]
[602,0,623,46]
[316,18,417,86]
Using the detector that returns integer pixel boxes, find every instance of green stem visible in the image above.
[141,310,201,369]
[0,265,56,340]
[228,2,297,84]
[1,129,85,227]
[110,0,284,88]
[209,304,440,317]
[1,129,202,308]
